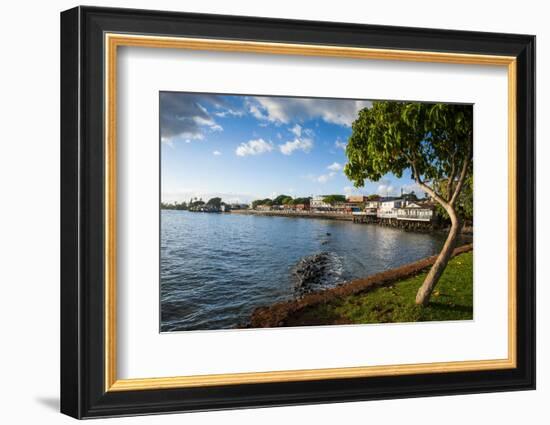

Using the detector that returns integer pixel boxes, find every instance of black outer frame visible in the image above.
[60,5,536,419]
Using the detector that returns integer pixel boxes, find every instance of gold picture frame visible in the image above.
[104,34,517,392]
[61,6,535,419]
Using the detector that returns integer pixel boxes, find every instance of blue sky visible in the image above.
[160,92,421,204]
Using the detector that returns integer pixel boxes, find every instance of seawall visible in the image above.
[230,209,473,238]
[230,209,353,221]
[248,243,473,328]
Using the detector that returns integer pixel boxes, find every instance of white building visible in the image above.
[396,202,434,221]
[364,199,381,215]
[310,195,331,210]
[377,198,407,218]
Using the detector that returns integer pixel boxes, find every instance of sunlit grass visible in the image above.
[290,252,473,325]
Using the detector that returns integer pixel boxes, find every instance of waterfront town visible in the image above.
[161,191,440,231]
[160,94,474,329]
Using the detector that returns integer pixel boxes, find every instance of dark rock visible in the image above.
[293,252,333,295]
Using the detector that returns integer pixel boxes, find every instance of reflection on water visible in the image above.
[160,210,446,331]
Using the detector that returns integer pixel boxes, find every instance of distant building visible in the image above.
[377,198,407,219]
[331,202,347,213]
[364,199,381,215]
[346,195,368,203]
[310,195,331,211]
[396,201,434,222]
[364,200,381,208]
[343,195,366,214]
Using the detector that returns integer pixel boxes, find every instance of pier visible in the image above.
[352,214,435,232]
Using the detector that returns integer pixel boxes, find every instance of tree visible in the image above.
[206,197,222,209]
[292,197,311,206]
[323,194,346,205]
[252,198,273,209]
[282,197,294,205]
[189,198,205,209]
[345,101,473,306]
[273,194,293,205]
[402,190,418,201]
[434,174,473,223]
[160,201,188,210]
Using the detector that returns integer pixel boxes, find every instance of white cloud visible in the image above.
[327,162,342,172]
[160,93,225,144]
[335,138,347,150]
[247,96,371,127]
[235,138,273,157]
[279,138,313,155]
[212,150,222,156]
[305,162,344,184]
[179,133,205,144]
[400,183,425,197]
[307,171,336,184]
[317,172,336,183]
[289,124,302,137]
[377,183,396,196]
[343,186,369,196]
[247,102,268,121]
[214,108,243,118]
[194,104,224,132]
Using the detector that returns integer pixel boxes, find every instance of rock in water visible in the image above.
[293,252,340,295]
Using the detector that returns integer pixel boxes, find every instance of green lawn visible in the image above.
[286,251,473,326]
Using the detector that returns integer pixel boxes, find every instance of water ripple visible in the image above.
[160,210,447,331]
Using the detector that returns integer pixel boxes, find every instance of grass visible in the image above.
[287,251,473,326]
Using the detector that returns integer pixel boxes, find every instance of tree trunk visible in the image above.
[415,208,460,306]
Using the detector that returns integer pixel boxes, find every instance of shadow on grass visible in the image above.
[426,302,473,315]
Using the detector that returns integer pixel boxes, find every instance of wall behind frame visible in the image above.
[0,1,544,424]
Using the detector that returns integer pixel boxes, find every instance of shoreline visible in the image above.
[229,209,473,236]
[248,243,473,328]
[163,209,473,236]
[229,209,353,221]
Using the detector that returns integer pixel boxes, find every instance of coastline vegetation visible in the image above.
[285,251,473,326]
[251,195,311,209]
[160,201,189,210]
[321,194,346,205]
[161,197,223,211]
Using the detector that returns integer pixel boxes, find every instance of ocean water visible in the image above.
[160,210,446,331]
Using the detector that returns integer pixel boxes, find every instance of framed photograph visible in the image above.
[60,6,535,419]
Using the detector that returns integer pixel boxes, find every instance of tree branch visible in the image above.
[446,157,457,201]
[449,143,472,206]
[409,159,449,209]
